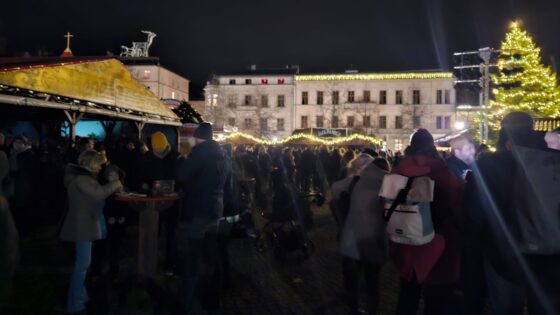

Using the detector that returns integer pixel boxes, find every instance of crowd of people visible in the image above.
[331,113,560,315]
[0,112,559,314]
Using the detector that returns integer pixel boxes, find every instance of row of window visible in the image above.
[301,89,451,105]
[299,115,451,129]
[300,115,399,129]
[227,89,450,107]
[228,115,452,132]
[229,78,285,85]
[228,94,286,107]
[229,118,286,131]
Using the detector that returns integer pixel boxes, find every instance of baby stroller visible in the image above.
[262,168,324,261]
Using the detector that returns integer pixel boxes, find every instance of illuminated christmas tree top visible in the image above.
[489,21,560,131]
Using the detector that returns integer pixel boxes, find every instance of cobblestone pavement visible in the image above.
[3,204,402,315]
[220,204,400,315]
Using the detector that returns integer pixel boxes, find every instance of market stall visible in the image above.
[0,57,181,141]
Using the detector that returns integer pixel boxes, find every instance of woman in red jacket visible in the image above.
[390,129,463,315]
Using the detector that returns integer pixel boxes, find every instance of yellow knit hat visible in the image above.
[151,131,169,150]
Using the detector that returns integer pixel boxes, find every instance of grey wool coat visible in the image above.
[60,164,121,242]
[339,163,389,264]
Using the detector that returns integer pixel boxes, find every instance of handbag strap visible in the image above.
[383,176,415,222]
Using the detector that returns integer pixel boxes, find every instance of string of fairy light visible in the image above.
[295,72,453,81]
[214,132,385,147]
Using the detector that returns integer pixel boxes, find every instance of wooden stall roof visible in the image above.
[0,57,180,126]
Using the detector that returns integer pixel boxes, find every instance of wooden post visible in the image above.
[64,110,84,143]
[101,121,117,142]
[135,121,146,140]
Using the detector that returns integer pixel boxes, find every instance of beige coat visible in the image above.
[60,164,121,242]
[339,163,388,264]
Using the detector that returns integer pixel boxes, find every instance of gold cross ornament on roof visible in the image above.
[64,32,73,50]
[61,32,74,57]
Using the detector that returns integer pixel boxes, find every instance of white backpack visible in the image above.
[379,174,435,246]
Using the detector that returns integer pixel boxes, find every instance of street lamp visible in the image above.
[454,121,466,130]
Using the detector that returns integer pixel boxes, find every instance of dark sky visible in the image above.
[1,0,559,97]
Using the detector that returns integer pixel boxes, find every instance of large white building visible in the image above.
[123,58,190,104]
[205,69,458,150]
[204,68,297,138]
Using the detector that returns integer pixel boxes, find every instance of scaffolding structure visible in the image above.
[453,47,500,143]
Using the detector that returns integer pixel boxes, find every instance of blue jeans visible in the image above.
[66,241,92,313]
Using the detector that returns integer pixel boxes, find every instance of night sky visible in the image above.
[1,0,559,97]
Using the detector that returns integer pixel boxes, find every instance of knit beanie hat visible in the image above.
[193,122,213,140]
[410,128,434,149]
[151,131,169,150]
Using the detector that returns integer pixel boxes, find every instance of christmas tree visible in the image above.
[489,22,560,132]
[172,100,204,124]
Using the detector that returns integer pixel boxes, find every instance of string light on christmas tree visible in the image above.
[488,21,560,132]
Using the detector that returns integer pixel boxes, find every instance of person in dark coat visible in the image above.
[0,193,18,304]
[327,148,341,184]
[281,148,296,183]
[445,136,476,181]
[296,148,316,193]
[113,138,142,190]
[141,131,180,275]
[9,135,39,236]
[444,135,483,312]
[0,150,8,196]
[465,112,559,314]
[89,160,128,279]
[255,145,272,212]
[390,129,463,315]
[176,123,230,313]
[315,147,331,193]
[0,133,8,155]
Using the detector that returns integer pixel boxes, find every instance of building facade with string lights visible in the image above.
[204,68,458,150]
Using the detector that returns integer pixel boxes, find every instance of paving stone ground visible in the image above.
[2,204,403,315]
[219,204,401,315]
